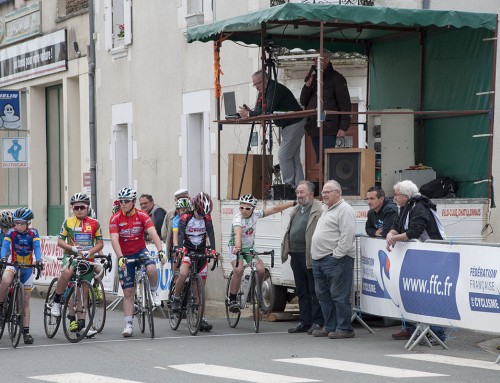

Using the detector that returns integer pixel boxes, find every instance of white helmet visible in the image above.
[118,187,137,200]
[239,194,257,207]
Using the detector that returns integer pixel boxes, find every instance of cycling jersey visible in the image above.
[109,208,154,255]
[228,209,266,251]
[58,216,103,259]
[1,227,41,263]
[178,212,216,252]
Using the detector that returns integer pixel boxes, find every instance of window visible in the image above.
[104,0,132,52]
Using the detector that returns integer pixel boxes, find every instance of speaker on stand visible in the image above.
[324,149,375,198]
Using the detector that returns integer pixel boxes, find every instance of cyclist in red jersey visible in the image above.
[109,187,165,337]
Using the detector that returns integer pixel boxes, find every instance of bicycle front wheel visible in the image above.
[135,279,145,333]
[44,277,61,338]
[225,271,241,328]
[167,272,181,330]
[8,283,24,348]
[142,276,155,339]
[251,272,261,333]
[62,280,96,343]
[91,280,106,333]
[187,274,204,336]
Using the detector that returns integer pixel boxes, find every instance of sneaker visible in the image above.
[308,323,322,335]
[94,286,103,301]
[152,290,161,307]
[86,329,98,338]
[328,330,355,339]
[288,322,311,334]
[200,318,212,332]
[23,333,34,344]
[122,324,133,337]
[69,320,79,332]
[392,328,412,340]
[171,297,181,313]
[50,302,61,317]
[312,327,330,337]
[228,300,240,313]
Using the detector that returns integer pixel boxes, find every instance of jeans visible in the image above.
[290,252,324,327]
[312,255,354,333]
[279,119,305,188]
[311,135,337,164]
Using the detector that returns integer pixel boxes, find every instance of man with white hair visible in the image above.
[311,180,356,339]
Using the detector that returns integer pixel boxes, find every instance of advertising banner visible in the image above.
[360,236,500,334]
[0,90,21,129]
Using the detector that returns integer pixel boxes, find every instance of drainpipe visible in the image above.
[422,0,430,9]
[88,0,97,213]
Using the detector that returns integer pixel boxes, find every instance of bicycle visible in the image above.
[89,255,112,333]
[43,254,111,343]
[225,249,274,333]
[167,250,218,335]
[0,260,42,348]
[122,253,158,339]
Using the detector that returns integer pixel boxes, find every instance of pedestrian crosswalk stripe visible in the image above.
[274,357,447,378]
[29,373,142,383]
[388,354,500,371]
[169,363,319,383]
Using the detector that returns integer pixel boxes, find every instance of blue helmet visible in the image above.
[13,207,34,221]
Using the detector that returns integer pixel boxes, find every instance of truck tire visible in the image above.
[261,269,287,314]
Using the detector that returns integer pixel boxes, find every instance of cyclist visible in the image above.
[109,187,166,337]
[0,210,15,242]
[170,197,192,272]
[171,192,217,332]
[50,193,104,335]
[227,194,295,312]
[0,207,42,344]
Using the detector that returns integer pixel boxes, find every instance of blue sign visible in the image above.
[0,90,21,129]
[400,249,461,320]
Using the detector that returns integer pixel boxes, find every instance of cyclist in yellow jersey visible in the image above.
[50,193,103,335]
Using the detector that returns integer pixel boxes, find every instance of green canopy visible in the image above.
[188,3,498,198]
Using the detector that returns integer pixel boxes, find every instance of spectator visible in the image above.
[238,70,305,189]
[386,180,446,344]
[282,181,324,334]
[311,180,356,339]
[300,50,351,164]
[365,186,398,238]
[139,194,167,241]
[161,188,190,260]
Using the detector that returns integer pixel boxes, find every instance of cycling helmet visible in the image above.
[0,211,14,228]
[117,187,137,200]
[175,197,192,210]
[70,192,90,205]
[239,194,257,207]
[13,207,34,221]
[192,192,213,215]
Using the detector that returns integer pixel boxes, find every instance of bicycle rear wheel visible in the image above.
[187,274,204,336]
[8,282,24,348]
[44,277,61,338]
[62,280,95,343]
[251,272,261,333]
[167,272,181,330]
[225,271,241,328]
[91,280,106,333]
[142,276,155,338]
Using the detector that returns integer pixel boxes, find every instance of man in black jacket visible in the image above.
[365,186,398,238]
[238,70,305,188]
[300,50,351,163]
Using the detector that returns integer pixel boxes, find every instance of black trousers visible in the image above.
[290,252,324,326]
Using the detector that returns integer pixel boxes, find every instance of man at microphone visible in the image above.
[238,70,305,189]
[300,50,351,164]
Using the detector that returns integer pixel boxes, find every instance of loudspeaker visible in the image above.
[324,149,375,198]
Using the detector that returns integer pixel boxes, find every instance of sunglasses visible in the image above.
[119,199,133,204]
[73,205,88,211]
[239,206,253,211]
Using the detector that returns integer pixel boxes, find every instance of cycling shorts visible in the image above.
[62,255,94,283]
[118,248,155,290]
[181,254,208,280]
[4,266,34,290]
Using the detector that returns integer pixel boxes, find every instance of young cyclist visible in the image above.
[227,194,295,312]
[50,193,104,335]
[0,208,42,344]
[170,197,192,272]
[171,192,217,332]
[109,187,165,337]
[0,210,14,242]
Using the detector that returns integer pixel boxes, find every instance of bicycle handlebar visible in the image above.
[94,253,113,273]
[235,250,275,269]
[175,250,220,271]
[0,260,43,280]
